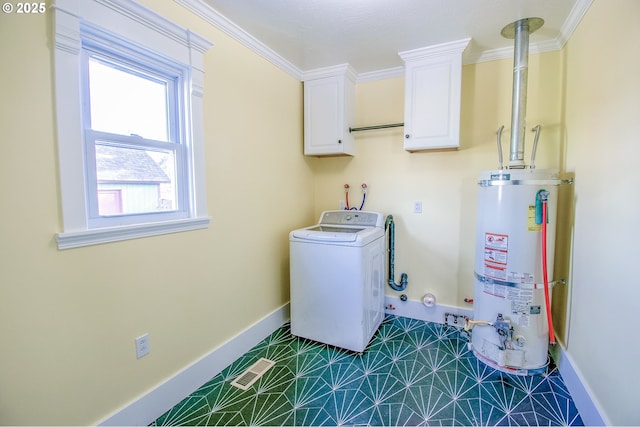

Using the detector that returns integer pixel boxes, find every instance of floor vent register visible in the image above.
[230,358,275,390]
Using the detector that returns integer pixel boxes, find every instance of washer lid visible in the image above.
[306,225,365,234]
[291,225,383,244]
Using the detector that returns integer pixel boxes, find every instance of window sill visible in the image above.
[56,216,211,250]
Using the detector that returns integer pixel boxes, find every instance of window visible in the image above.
[53,0,213,249]
[82,40,186,227]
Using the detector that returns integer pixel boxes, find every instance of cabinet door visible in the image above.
[403,55,462,151]
[304,76,354,156]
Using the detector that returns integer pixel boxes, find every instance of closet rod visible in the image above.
[349,122,404,133]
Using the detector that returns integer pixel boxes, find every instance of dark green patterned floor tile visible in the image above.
[153,315,584,426]
[200,383,248,412]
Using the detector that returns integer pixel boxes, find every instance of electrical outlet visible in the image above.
[135,333,150,359]
[413,200,423,213]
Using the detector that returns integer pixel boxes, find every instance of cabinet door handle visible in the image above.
[405,134,410,139]
[338,139,342,144]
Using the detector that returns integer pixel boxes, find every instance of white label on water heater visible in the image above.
[484,233,508,280]
[508,288,533,315]
[507,271,534,285]
[485,233,508,251]
[485,248,507,264]
[484,264,507,280]
[516,313,530,327]
[483,282,507,298]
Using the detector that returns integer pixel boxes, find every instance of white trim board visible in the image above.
[175,0,593,82]
[551,344,609,426]
[97,296,468,425]
[97,303,290,426]
[386,294,606,426]
[98,297,469,425]
[173,0,303,80]
[97,295,604,426]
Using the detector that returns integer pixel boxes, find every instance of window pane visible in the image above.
[95,143,177,216]
[89,59,169,141]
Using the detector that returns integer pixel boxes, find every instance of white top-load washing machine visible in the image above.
[289,210,386,352]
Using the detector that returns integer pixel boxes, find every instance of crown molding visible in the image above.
[301,63,358,82]
[175,0,593,80]
[399,38,471,62]
[356,67,404,83]
[557,0,593,47]
[465,0,593,64]
[466,39,561,64]
[174,0,303,80]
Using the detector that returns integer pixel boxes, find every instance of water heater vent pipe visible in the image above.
[501,17,544,168]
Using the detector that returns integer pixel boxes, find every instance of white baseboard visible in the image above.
[97,296,464,426]
[551,343,609,426]
[388,295,605,426]
[98,303,290,426]
[98,296,603,427]
[384,294,473,325]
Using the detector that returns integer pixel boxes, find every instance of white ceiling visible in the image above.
[199,0,592,78]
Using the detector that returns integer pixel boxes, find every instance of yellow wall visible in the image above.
[563,1,640,425]
[1,0,638,425]
[0,2,311,425]
[310,51,565,308]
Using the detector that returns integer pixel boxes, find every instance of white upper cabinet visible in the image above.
[400,39,470,152]
[303,64,356,156]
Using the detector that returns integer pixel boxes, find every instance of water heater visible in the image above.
[470,168,560,375]
[468,17,567,375]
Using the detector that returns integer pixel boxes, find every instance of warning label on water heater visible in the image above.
[483,233,508,280]
[485,233,508,251]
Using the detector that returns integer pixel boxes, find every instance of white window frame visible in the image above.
[81,33,189,227]
[53,0,213,249]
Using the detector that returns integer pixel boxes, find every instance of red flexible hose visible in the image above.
[542,200,556,345]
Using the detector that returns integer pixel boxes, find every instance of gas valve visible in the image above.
[493,313,515,350]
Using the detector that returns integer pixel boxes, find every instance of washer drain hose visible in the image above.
[385,215,408,291]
